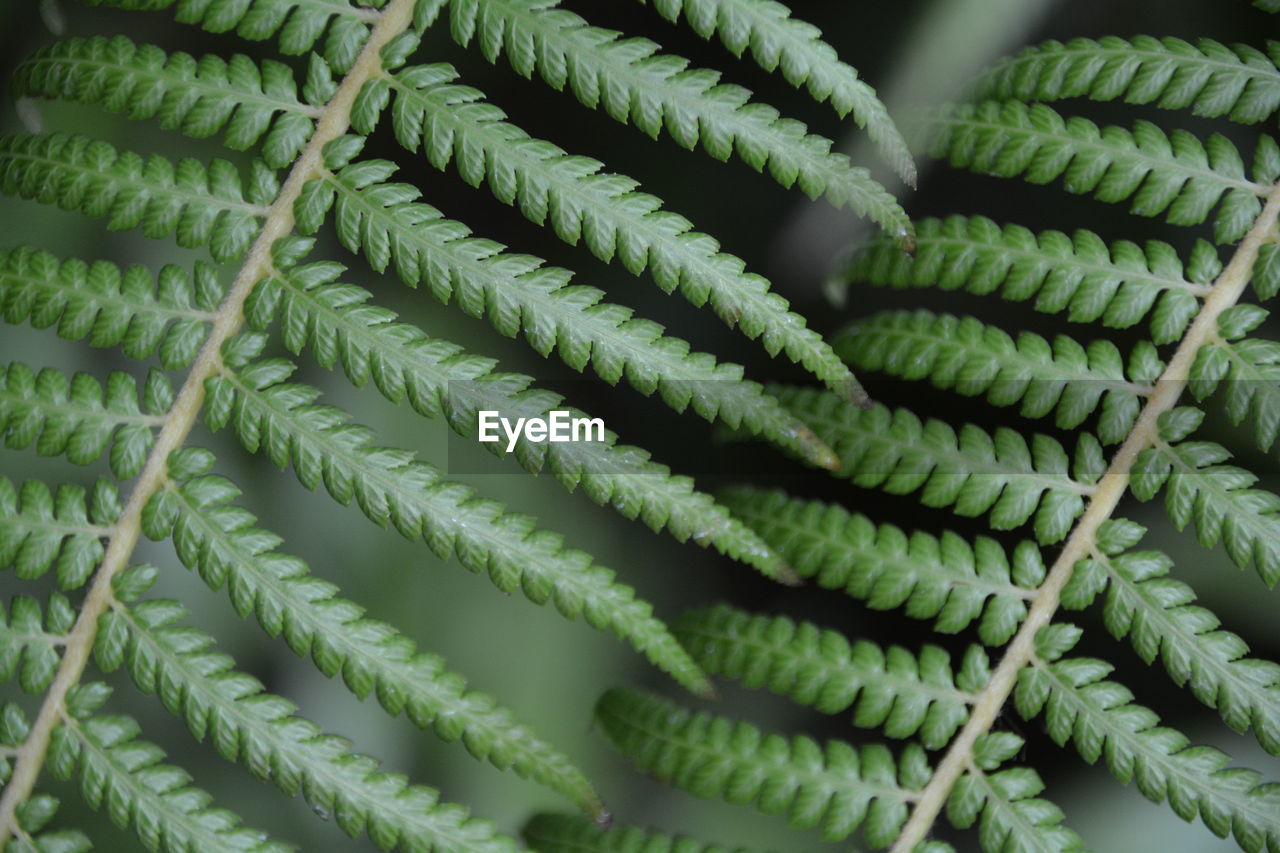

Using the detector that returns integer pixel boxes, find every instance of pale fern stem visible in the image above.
[0,0,418,839]
[888,179,1280,853]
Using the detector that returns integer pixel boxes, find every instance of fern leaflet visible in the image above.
[765,386,1101,543]
[0,249,219,366]
[973,36,1280,124]
[717,486,1043,646]
[0,133,271,262]
[672,605,986,749]
[931,101,1272,243]
[835,310,1159,444]
[836,215,1217,344]
[596,687,929,847]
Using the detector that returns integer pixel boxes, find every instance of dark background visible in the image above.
[1,1,1276,850]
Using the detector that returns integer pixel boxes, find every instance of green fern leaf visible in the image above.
[307,145,839,469]
[0,594,75,696]
[595,687,929,847]
[835,215,1217,344]
[1063,519,1280,755]
[636,0,916,184]
[361,64,868,402]
[49,703,292,853]
[1190,305,1280,454]
[433,0,912,238]
[671,605,988,749]
[1131,407,1280,586]
[766,386,1101,543]
[13,36,324,169]
[0,133,271,262]
[931,101,1269,243]
[246,247,785,571]
[93,597,546,851]
[81,0,380,72]
[717,486,1042,645]
[0,364,170,479]
[0,476,119,589]
[203,361,716,691]
[1017,641,1280,853]
[973,36,1280,124]
[948,752,1086,853]
[132,454,605,811]
[835,309,1159,444]
[0,249,219,367]
[523,814,751,853]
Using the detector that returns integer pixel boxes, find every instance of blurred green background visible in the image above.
[1,0,1277,850]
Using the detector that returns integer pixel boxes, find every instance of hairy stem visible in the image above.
[0,0,417,838]
[888,181,1280,853]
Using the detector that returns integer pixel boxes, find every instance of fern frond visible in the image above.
[973,36,1280,125]
[307,147,839,468]
[135,453,607,811]
[13,36,323,169]
[81,0,380,72]
[671,605,987,749]
[204,361,717,690]
[247,247,785,570]
[1131,407,1280,586]
[50,703,292,853]
[360,65,868,403]
[93,597,552,851]
[434,0,912,237]
[0,477,119,589]
[0,594,74,696]
[0,133,271,262]
[835,310,1159,444]
[1017,641,1280,853]
[0,364,171,479]
[633,0,915,184]
[836,215,1217,344]
[596,687,929,847]
[717,486,1042,646]
[1063,519,1280,755]
[768,386,1100,543]
[948,749,1086,853]
[0,248,219,367]
[523,814,749,853]
[931,101,1269,243]
[1190,304,1280,454]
